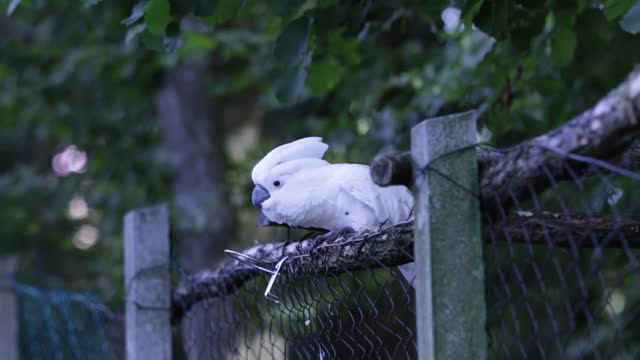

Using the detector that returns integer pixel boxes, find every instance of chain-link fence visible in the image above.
[168,70,640,359]
[173,152,639,359]
[4,282,124,360]
[484,148,640,359]
[4,75,637,360]
[173,222,416,360]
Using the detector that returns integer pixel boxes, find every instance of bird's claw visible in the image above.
[311,226,355,247]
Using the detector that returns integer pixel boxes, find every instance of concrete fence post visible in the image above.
[124,204,172,360]
[0,255,18,360]
[411,111,487,359]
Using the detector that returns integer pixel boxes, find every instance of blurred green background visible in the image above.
[1,0,640,357]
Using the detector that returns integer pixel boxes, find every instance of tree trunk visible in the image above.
[155,60,235,360]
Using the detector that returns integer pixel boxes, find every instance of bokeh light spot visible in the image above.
[72,225,99,250]
[52,145,87,176]
[67,196,89,220]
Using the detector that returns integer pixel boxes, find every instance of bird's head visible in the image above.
[251,137,329,226]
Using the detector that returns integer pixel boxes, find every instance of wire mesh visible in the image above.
[174,223,417,360]
[172,141,640,359]
[13,282,123,360]
[483,147,640,359]
[181,268,416,359]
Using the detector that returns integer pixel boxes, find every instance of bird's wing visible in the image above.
[336,164,414,226]
[338,167,385,221]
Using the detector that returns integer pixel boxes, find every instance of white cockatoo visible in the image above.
[251,137,416,282]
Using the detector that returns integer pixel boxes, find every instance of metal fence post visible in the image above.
[411,111,487,359]
[124,204,172,360]
[0,255,18,360]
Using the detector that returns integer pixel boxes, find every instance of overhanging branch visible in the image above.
[371,68,640,209]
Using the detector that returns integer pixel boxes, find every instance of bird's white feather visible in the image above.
[252,140,413,232]
[252,137,416,285]
[251,137,328,184]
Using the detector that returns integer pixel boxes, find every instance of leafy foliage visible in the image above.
[2,1,640,355]
[0,1,169,300]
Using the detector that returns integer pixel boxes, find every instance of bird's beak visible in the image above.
[251,184,270,209]
[252,185,278,227]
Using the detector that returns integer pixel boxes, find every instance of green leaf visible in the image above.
[122,2,146,26]
[142,30,165,52]
[420,0,450,19]
[603,0,637,20]
[551,27,576,66]
[274,17,313,68]
[554,10,577,27]
[510,7,546,51]
[191,0,218,16]
[472,0,510,40]
[530,76,562,97]
[273,65,307,103]
[307,57,345,94]
[462,0,485,26]
[171,0,218,17]
[619,1,640,33]
[141,29,181,53]
[327,32,361,67]
[145,0,172,35]
[277,0,303,14]
[202,0,242,25]
[180,30,218,58]
[273,51,311,103]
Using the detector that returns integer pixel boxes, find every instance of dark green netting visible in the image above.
[15,283,122,360]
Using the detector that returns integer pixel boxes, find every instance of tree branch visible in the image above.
[171,222,414,324]
[171,211,640,323]
[371,68,640,208]
[171,69,640,324]
[485,211,640,248]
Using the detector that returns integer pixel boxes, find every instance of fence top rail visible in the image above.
[171,221,414,323]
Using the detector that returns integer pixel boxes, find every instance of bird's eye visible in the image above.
[273,180,281,187]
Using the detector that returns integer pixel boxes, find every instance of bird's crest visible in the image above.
[252,137,329,183]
